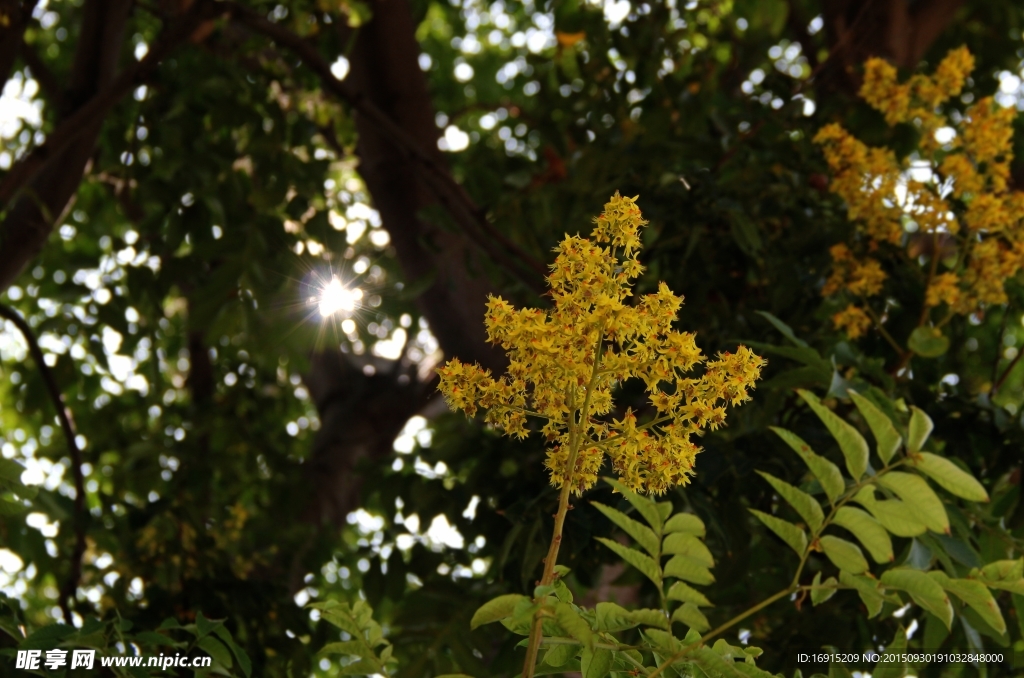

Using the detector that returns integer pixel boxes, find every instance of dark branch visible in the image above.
[0,4,211,211]
[220,0,547,294]
[0,303,85,624]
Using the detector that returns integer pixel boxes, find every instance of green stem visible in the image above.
[522,329,606,678]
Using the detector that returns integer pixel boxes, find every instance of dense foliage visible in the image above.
[0,0,1023,677]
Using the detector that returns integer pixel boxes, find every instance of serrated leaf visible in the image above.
[662,533,714,567]
[664,512,706,537]
[470,594,528,629]
[592,501,660,557]
[770,427,845,503]
[929,571,1006,635]
[877,472,949,534]
[672,603,710,632]
[555,602,594,649]
[664,554,715,585]
[819,535,868,574]
[852,488,927,537]
[604,477,662,532]
[749,509,807,556]
[909,453,988,502]
[581,647,612,678]
[832,506,893,563]
[757,471,824,532]
[596,537,661,585]
[839,571,886,618]
[848,390,902,465]
[595,602,638,633]
[881,568,952,629]
[872,626,908,678]
[906,407,933,453]
[692,647,747,678]
[667,581,713,607]
[810,572,838,606]
[797,390,868,480]
[631,608,671,630]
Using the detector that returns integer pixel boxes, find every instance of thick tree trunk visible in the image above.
[820,0,965,92]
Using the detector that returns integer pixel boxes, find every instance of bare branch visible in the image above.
[0,303,85,624]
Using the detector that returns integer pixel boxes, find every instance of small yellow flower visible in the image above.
[832,305,873,340]
[815,47,1024,329]
[437,194,765,494]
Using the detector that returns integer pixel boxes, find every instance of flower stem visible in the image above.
[522,329,605,678]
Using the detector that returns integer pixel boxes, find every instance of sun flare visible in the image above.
[318,277,363,317]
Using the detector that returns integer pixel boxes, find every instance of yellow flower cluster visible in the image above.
[437,194,765,495]
[814,47,1024,337]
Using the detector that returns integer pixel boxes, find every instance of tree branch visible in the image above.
[220,0,547,294]
[0,3,209,211]
[0,303,85,624]
[18,40,65,110]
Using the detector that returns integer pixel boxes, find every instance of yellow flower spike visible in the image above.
[436,194,765,494]
[817,47,1024,330]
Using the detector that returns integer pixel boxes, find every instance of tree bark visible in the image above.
[820,0,966,92]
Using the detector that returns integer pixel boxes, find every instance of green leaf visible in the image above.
[604,478,662,532]
[667,581,713,607]
[195,612,222,639]
[470,594,528,629]
[213,625,252,678]
[929,572,1006,635]
[852,488,927,537]
[973,558,1024,594]
[908,326,949,358]
[828,663,854,678]
[749,509,807,556]
[797,390,868,480]
[810,572,837,606]
[555,602,594,649]
[594,602,631,633]
[848,390,902,465]
[663,512,706,537]
[838,571,886,618]
[320,641,371,658]
[876,472,949,534]
[872,626,908,678]
[542,644,576,668]
[672,602,710,632]
[880,568,952,629]
[198,636,233,669]
[596,537,661,585]
[769,427,845,503]
[662,533,714,567]
[435,675,476,678]
[592,501,660,557]
[909,453,988,502]
[629,608,671,630]
[831,506,893,563]
[581,647,613,678]
[664,554,715,585]
[819,535,868,574]
[756,471,824,532]
[756,311,809,347]
[906,407,934,454]
[0,459,26,483]
[691,646,747,678]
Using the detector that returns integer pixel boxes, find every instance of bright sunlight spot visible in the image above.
[318,278,363,317]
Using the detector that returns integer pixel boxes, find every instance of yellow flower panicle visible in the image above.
[814,47,1024,337]
[437,194,765,495]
